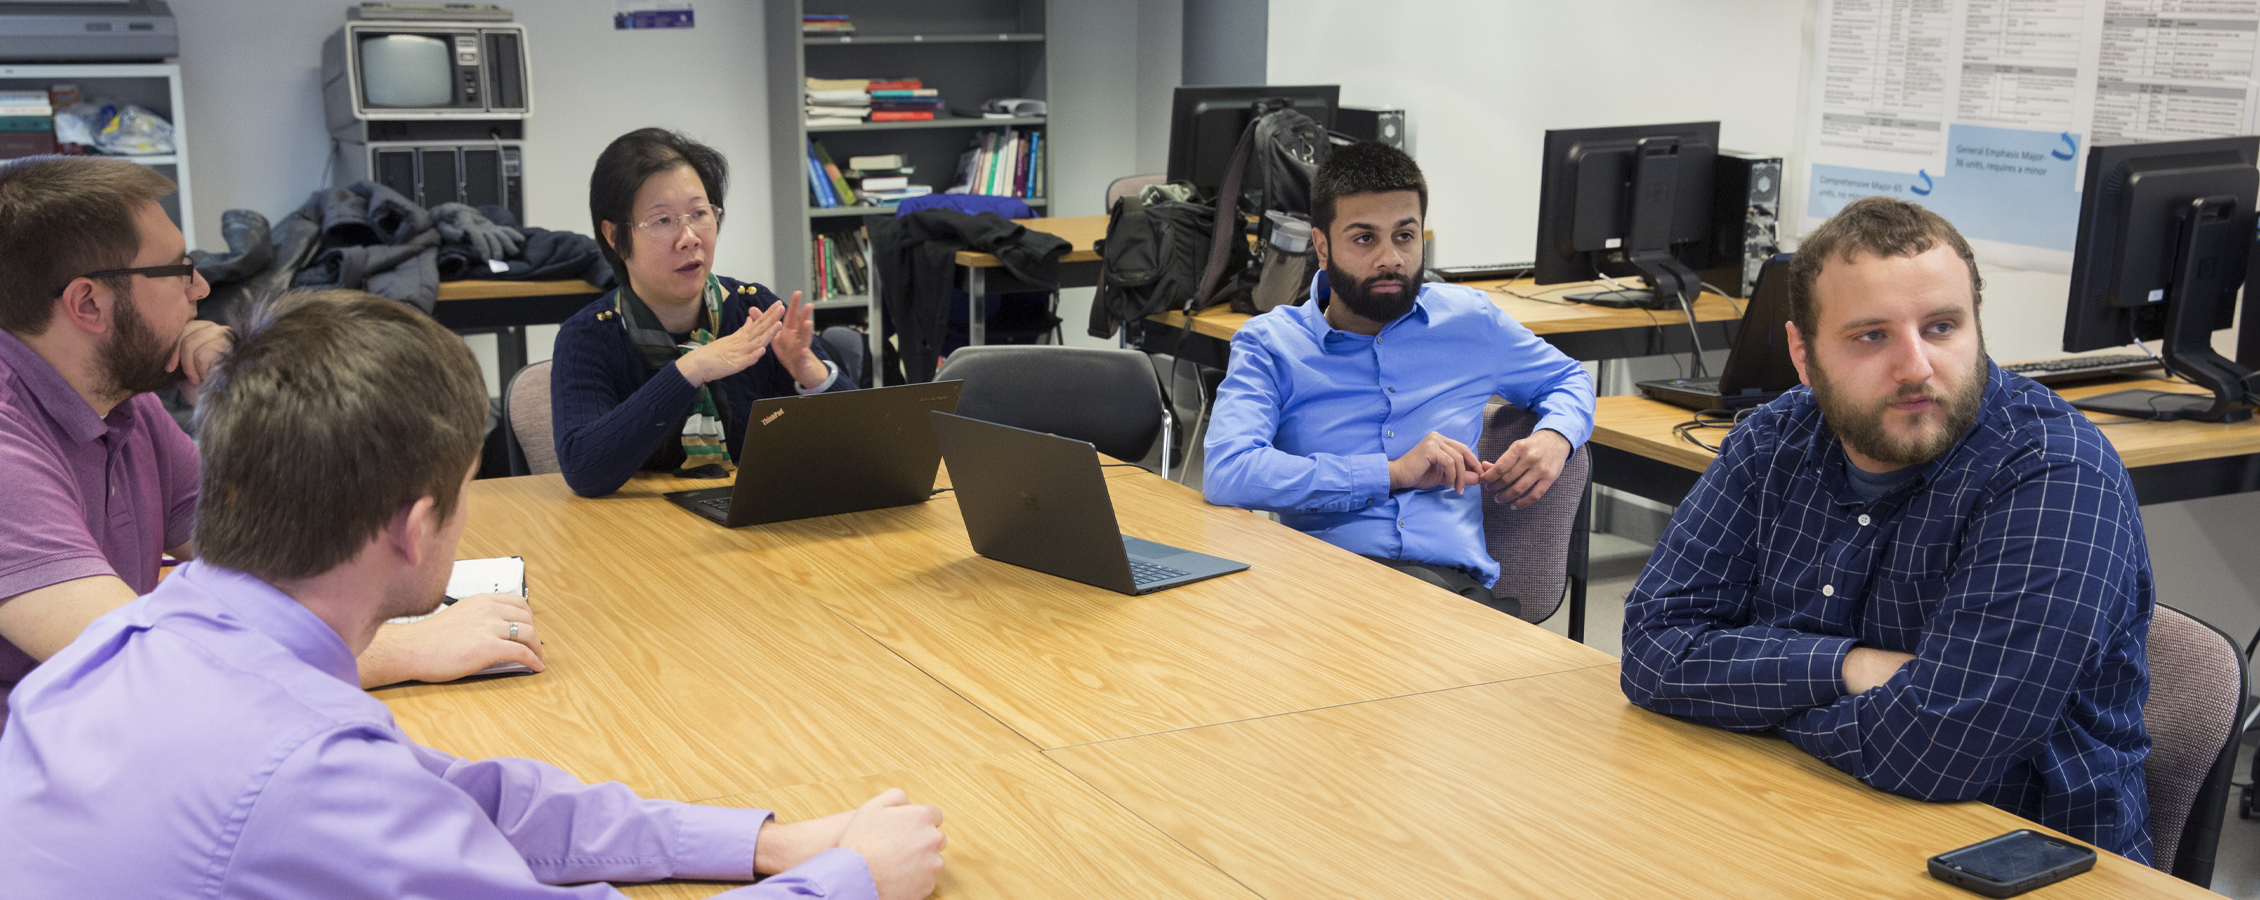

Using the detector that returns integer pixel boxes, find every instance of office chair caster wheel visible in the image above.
[2242,785,2256,820]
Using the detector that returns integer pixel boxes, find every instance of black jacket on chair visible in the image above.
[870,209,1069,383]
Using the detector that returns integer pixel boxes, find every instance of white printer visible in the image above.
[0,1,178,62]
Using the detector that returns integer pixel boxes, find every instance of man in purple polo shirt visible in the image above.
[0,156,546,717]
[0,289,949,898]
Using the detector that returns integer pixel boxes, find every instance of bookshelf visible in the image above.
[763,0,1051,329]
[0,64,194,249]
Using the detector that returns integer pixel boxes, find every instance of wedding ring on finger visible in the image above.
[508,621,521,641]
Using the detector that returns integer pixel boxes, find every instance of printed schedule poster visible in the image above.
[1801,0,2260,272]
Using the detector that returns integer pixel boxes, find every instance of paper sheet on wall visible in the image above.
[1801,0,2260,272]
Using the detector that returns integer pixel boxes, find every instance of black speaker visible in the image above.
[1695,150,1782,298]
[1336,106,1408,151]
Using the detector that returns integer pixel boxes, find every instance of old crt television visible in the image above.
[322,20,529,131]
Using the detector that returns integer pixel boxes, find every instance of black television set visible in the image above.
[1165,84,1339,200]
[2062,135,2260,422]
[1532,121,1720,312]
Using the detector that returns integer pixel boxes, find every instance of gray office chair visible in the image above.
[2143,603,2247,885]
[503,360,559,476]
[1474,399,1592,623]
[818,324,868,388]
[934,346,1171,474]
[1105,173,1167,210]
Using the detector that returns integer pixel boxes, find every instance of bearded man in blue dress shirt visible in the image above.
[1620,195,2153,861]
[1203,141,1597,614]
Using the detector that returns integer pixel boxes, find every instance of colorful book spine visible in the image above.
[806,141,837,208]
[1025,132,1042,199]
[869,110,935,122]
[813,141,857,205]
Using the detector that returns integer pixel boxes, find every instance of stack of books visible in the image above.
[949,127,1043,199]
[805,77,868,127]
[805,139,859,208]
[868,81,941,122]
[0,90,54,160]
[801,13,853,36]
[811,227,872,301]
[846,154,932,205]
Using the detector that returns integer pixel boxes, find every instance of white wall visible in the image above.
[1270,0,2260,652]
[170,0,772,274]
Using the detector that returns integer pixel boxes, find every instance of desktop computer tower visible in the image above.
[339,140,524,225]
[1336,106,1408,152]
[1696,151,1782,298]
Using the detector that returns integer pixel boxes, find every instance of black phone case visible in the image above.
[1926,830,2097,898]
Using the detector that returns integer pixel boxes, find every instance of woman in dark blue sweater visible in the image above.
[552,129,853,497]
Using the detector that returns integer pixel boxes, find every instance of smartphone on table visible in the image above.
[1927,829,2096,897]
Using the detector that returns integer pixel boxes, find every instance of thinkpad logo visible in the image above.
[761,409,784,425]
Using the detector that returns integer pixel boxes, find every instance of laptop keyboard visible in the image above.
[699,497,732,515]
[1128,559,1191,585]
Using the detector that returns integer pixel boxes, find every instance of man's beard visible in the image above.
[1325,258,1418,324]
[1809,346,1987,468]
[100,295,184,399]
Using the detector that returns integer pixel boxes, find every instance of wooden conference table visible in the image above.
[381,465,2204,898]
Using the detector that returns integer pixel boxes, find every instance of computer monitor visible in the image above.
[2062,135,2260,422]
[1165,84,1340,200]
[1532,121,1720,312]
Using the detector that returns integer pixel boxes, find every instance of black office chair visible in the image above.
[934,346,1171,474]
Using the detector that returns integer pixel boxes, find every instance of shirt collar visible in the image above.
[1301,270,1435,352]
[171,560,361,686]
[0,328,109,445]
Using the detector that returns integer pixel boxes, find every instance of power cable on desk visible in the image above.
[1490,283,1583,304]
[1638,306,1681,380]
[1101,463,1148,470]
[931,486,953,496]
[1672,407,1758,454]
[1699,281,1744,319]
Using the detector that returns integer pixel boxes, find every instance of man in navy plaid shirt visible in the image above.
[1620,196,2153,861]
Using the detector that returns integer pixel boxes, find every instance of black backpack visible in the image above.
[1236,98,1331,221]
[1087,185,1248,338]
[1193,99,1332,315]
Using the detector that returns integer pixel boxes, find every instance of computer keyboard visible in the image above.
[1128,559,1191,585]
[2001,353,2163,386]
[699,496,732,515]
[1431,262,1534,283]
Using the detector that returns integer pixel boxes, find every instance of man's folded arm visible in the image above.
[1772,456,2135,802]
[1202,334,1391,513]
[1621,423,1854,730]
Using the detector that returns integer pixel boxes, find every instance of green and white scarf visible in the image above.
[616,274,732,469]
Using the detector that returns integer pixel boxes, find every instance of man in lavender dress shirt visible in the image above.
[0,289,948,898]
[0,156,542,720]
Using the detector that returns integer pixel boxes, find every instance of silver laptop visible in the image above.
[929,411,1248,595]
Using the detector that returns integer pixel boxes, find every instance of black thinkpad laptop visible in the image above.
[663,381,963,527]
[929,411,1248,595]
[1638,253,1802,411]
